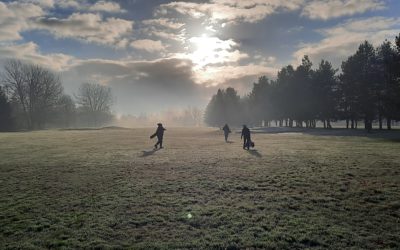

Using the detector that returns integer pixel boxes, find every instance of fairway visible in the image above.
[1,128,400,249]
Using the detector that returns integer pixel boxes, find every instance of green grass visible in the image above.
[0,128,399,249]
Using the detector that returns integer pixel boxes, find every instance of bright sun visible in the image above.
[189,34,236,68]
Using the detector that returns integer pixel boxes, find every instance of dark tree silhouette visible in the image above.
[2,60,63,129]
[224,87,242,125]
[275,65,296,127]
[205,36,400,131]
[248,76,273,126]
[292,55,314,127]
[376,40,399,129]
[0,62,118,130]
[341,41,379,131]
[52,94,76,128]
[204,89,225,127]
[75,82,114,127]
[0,86,13,131]
[204,87,244,127]
[312,60,338,128]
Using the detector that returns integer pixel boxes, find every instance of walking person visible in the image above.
[222,124,231,142]
[150,123,166,149]
[241,125,251,150]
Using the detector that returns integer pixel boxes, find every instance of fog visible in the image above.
[60,57,262,116]
[114,107,203,128]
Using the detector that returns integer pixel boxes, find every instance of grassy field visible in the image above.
[1,127,399,249]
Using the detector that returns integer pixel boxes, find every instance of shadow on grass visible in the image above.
[60,126,131,131]
[141,148,160,157]
[247,149,262,158]
[250,127,400,141]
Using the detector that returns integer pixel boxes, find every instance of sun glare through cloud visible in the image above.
[188,34,238,68]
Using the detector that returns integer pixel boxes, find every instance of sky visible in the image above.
[0,0,399,115]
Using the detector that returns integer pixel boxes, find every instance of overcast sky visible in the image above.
[0,0,399,115]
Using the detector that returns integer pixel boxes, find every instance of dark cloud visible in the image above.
[62,57,215,114]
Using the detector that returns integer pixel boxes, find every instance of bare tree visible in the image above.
[2,60,27,124]
[53,94,76,128]
[1,60,63,129]
[75,82,113,126]
[0,86,13,131]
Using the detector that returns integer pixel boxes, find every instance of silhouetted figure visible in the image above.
[241,125,251,150]
[222,124,231,142]
[150,123,166,149]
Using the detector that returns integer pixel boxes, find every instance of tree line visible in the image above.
[0,60,114,131]
[205,34,400,131]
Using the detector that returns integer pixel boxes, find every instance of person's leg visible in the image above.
[225,133,228,142]
[243,138,247,149]
[155,137,161,148]
[159,139,163,148]
[246,137,250,149]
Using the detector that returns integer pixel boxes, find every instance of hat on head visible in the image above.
[157,123,162,126]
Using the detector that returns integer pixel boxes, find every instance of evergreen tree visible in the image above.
[204,88,244,127]
[275,65,295,127]
[204,89,225,126]
[376,40,398,129]
[341,41,378,130]
[312,60,338,128]
[248,76,272,126]
[224,87,241,125]
[205,37,400,131]
[293,55,314,127]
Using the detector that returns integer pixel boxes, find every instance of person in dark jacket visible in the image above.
[241,125,251,150]
[150,123,166,149]
[222,124,231,142]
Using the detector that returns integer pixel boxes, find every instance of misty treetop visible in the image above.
[2,60,63,129]
[205,87,244,127]
[205,35,400,130]
[0,60,115,130]
[0,60,204,131]
[75,82,114,127]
